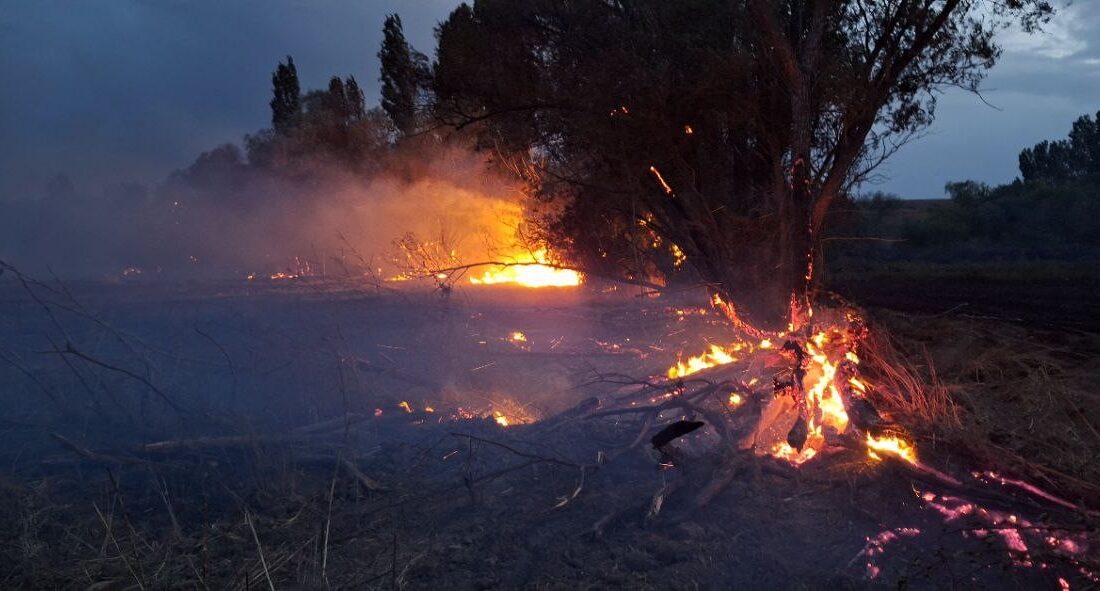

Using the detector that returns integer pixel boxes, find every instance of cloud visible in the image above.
[999,2,1096,60]
[877,2,1100,197]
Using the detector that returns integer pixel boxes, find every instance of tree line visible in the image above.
[845,110,1100,258]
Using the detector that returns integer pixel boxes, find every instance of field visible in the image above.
[0,273,1097,589]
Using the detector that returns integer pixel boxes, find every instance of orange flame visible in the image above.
[866,433,917,465]
[469,249,582,288]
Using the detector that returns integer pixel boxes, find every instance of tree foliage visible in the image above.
[254,57,395,176]
[431,0,1053,331]
[379,14,429,137]
[270,55,302,133]
[902,109,1100,252]
[1019,110,1100,184]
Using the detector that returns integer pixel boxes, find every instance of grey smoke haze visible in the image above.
[0,139,531,279]
[0,0,1098,201]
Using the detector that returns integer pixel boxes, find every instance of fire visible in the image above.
[469,248,582,288]
[866,433,918,464]
[770,442,817,464]
[489,403,538,428]
[667,342,742,378]
[665,306,919,467]
[666,337,787,379]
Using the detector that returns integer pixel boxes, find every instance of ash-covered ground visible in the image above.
[0,279,1095,589]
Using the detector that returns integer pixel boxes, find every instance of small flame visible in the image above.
[770,442,817,465]
[398,401,413,413]
[667,342,741,378]
[866,433,917,465]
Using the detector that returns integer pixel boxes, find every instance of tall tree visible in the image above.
[270,55,301,133]
[325,76,349,121]
[379,14,428,136]
[345,76,367,120]
[433,0,1053,333]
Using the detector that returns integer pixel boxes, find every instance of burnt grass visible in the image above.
[0,276,1097,589]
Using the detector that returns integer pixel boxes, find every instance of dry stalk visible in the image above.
[244,509,276,591]
[860,327,959,426]
[93,502,145,591]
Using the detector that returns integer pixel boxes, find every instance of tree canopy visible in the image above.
[270,55,301,133]
[430,0,1053,331]
[379,14,430,137]
[1019,110,1100,185]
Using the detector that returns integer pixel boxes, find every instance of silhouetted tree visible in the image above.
[433,0,1054,331]
[326,77,349,121]
[945,180,993,207]
[270,55,301,133]
[379,14,428,136]
[345,76,366,120]
[1019,110,1100,184]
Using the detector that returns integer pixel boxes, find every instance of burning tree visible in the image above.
[431,0,1053,333]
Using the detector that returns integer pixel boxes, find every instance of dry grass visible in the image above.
[859,324,960,427]
[867,310,1100,504]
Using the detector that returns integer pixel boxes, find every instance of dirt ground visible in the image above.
[0,277,1096,589]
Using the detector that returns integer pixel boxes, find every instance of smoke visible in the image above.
[0,140,532,281]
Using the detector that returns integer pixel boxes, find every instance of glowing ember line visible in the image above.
[649,165,674,195]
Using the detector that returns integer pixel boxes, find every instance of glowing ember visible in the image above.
[398,401,413,413]
[469,249,582,288]
[857,527,922,579]
[728,393,743,407]
[670,243,687,267]
[510,331,527,343]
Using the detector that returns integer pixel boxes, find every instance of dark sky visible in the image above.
[1,1,1098,200]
